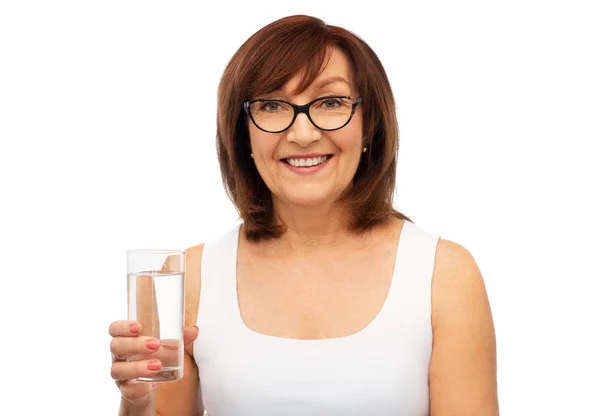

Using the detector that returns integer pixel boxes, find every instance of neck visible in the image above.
[271,199,352,251]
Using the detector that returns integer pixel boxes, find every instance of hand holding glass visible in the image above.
[127,250,185,382]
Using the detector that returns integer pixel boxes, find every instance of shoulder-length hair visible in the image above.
[217,15,412,241]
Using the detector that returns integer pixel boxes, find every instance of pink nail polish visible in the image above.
[146,340,160,350]
[130,323,140,333]
[147,360,162,371]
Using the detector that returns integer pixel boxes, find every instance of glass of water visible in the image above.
[127,249,185,382]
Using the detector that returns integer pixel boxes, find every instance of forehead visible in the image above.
[272,47,355,96]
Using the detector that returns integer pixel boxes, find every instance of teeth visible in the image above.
[286,156,329,167]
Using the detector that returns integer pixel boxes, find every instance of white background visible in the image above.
[1,1,598,414]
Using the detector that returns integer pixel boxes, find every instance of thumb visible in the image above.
[183,325,199,345]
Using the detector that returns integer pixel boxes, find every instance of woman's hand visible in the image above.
[109,320,199,410]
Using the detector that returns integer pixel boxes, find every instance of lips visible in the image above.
[284,155,332,167]
[281,154,334,175]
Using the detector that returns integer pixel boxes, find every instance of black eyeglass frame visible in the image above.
[243,95,363,134]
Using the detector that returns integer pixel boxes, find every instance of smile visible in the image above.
[280,154,334,175]
[285,155,332,167]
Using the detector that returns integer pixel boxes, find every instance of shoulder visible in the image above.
[184,224,241,309]
[431,238,488,327]
[432,238,482,295]
[185,243,205,269]
[429,238,499,414]
[183,244,204,332]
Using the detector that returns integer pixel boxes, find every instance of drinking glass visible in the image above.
[127,250,185,382]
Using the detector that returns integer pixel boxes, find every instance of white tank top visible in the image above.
[193,220,440,416]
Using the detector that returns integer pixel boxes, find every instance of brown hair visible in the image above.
[217,15,412,241]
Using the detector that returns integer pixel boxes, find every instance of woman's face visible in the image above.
[248,47,364,209]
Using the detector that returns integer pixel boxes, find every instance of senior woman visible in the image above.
[109,15,499,416]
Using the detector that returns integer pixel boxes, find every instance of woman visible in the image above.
[109,15,498,415]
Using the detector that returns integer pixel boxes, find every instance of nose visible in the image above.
[285,113,321,147]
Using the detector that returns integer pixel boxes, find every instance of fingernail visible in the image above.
[146,340,160,350]
[130,323,140,333]
[147,360,162,371]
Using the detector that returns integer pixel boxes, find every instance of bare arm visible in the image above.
[429,239,499,415]
[155,244,204,416]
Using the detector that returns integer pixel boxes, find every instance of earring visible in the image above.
[250,153,254,158]
[362,147,367,153]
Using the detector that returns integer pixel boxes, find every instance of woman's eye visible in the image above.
[260,102,281,111]
[320,99,342,108]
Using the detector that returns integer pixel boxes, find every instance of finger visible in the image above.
[133,339,180,366]
[110,336,161,359]
[183,326,199,345]
[109,320,143,337]
[119,381,153,406]
[111,359,163,381]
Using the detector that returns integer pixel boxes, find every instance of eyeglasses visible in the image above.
[243,95,362,134]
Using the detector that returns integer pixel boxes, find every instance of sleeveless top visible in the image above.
[193,220,440,416]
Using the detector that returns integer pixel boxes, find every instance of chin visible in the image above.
[281,189,339,207]
[288,198,329,207]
